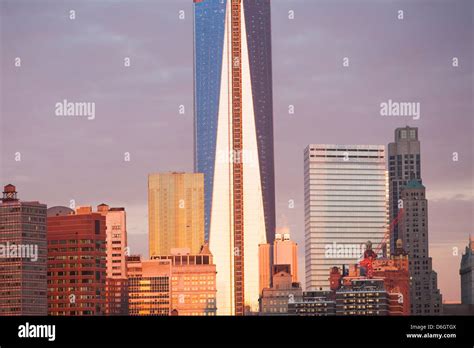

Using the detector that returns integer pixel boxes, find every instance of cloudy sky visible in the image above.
[1,0,472,302]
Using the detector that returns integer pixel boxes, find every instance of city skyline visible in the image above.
[1,0,472,304]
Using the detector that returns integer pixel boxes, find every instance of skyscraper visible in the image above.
[193,0,272,315]
[47,206,107,316]
[304,145,389,291]
[97,204,128,315]
[389,127,442,315]
[460,236,474,305]
[148,173,205,257]
[193,0,276,245]
[388,127,421,251]
[398,181,442,314]
[0,184,48,315]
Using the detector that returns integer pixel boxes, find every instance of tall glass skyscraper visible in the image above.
[193,0,276,245]
[304,145,389,291]
[193,0,275,315]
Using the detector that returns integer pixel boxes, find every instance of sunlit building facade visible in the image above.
[194,0,273,315]
[47,206,107,316]
[304,144,389,291]
[127,256,171,316]
[152,245,217,316]
[274,232,298,283]
[194,0,276,246]
[148,172,205,257]
[0,184,48,315]
[97,204,128,315]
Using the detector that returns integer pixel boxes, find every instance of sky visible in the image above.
[0,0,473,302]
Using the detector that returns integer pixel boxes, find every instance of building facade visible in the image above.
[152,245,217,316]
[148,172,205,257]
[97,204,128,315]
[388,127,421,252]
[274,232,298,283]
[304,144,389,291]
[336,279,390,316]
[398,181,442,315]
[259,265,302,315]
[194,0,276,246]
[288,291,336,316]
[194,0,271,315]
[460,236,474,305]
[47,206,107,316]
[127,256,171,316]
[0,184,48,315]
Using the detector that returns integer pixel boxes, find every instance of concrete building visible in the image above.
[152,244,217,316]
[372,240,411,315]
[388,127,422,251]
[274,232,298,283]
[148,172,205,256]
[0,184,48,315]
[304,144,388,291]
[47,206,107,316]
[336,279,390,316]
[460,236,474,305]
[127,256,171,316]
[97,204,128,315]
[259,265,302,315]
[329,239,411,316]
[398,181,442,315]
[288,291,336,316]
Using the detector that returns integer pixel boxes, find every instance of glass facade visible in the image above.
[194,0,275,243]
[193,0,227,240]
[304,145,389,291]
[243,0,276,244]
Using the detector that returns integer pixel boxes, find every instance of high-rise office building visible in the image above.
[127,256,171,316]
[194,0,276,247]
[304,145,389,291]
[193,0,272,315]
[388,127,442,315]
[152,244,217,316]
[398,181,442,314]
[148,172,205,257]
[460,236,474,305]
[47,206,107,316]
[0,184,48,315]
[388,127,421,251]
[97,204,128,315]
[274,232,298,283]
